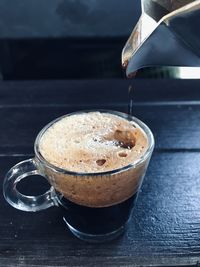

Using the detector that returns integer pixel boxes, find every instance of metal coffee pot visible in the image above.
[122,0,200,77]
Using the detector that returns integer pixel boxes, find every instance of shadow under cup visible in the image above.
[3,110,154,243]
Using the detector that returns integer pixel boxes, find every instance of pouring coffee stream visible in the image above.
[122,0,200,77]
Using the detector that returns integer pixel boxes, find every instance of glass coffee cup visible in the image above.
[3,110,154,243]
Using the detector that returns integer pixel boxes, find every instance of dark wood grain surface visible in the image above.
[0,79,200,267]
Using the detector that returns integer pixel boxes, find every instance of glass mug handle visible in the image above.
[3,158,58,212]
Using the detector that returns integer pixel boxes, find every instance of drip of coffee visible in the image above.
[128,85,134,116]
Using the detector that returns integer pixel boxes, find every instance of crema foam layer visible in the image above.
[39,112,148,173]
[38,112,149,207]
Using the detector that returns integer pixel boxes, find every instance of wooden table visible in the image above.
[0,79,200,267]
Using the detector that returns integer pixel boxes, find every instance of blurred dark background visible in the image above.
[0,0,141,80]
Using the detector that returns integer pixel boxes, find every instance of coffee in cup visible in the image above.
[3,110,154,242]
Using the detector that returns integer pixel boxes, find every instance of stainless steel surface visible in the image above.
[122,0,200,77]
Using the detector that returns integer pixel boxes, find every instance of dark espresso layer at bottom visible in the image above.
[58,193,138,235]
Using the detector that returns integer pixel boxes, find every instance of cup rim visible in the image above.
[34,109,155,176]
